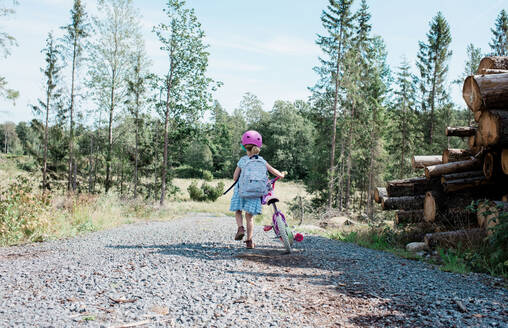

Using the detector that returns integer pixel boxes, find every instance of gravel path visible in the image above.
[0,214,506,327]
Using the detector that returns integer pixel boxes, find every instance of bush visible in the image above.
[202,170,213,181]
[188,181,224,202]
[0,176,51,245]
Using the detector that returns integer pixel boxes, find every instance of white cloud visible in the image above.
[208,35,319,57]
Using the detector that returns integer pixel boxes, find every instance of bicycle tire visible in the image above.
[275,214,291,253]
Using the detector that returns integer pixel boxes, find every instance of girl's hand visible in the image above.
[281,171,287,178]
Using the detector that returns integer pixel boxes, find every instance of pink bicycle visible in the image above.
[263,176,304,253]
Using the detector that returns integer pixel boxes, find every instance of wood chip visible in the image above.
[149,305,169,315]
[109,296,137,304]
[454,299,467,313]
[233,296,247,304]
[107,320,151,328]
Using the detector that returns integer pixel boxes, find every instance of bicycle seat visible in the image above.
[265,195,279,205]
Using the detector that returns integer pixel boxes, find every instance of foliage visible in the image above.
[0,0,18,103]
[489,9,508,56]
[187,181,224,202]
[416,11,452,150]
[0,176,51,245]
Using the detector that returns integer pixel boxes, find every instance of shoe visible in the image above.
[245,240,255,249]
[235,226,245,241]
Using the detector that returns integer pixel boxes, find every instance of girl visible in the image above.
[230,130,285,249]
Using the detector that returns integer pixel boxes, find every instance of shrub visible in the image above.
[188,181,224,202]
[202,170,213,181]
[0,176,51,245]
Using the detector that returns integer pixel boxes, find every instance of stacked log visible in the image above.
[375,56,508,249]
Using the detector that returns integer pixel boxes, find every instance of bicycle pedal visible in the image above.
[263,225,273,231]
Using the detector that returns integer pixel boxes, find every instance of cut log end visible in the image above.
[374,187,387,203]
[502,149,508,175]
[423,192,437,222]
[477,56,508,73]
[462,76,481,112]
[483,153,495,180]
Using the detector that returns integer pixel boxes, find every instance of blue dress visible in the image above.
[229,155,265,215]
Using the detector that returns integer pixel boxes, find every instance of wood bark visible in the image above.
[442,176,491,193]
[474,110,482,123]
[425,159,481,179]
[441,170,484,184]
[445,127,476,137]
[386,177,441,197]
[394,210,423,225]
[374,187,387,204]
[479,69,508,75]
[424,228,486,249]
[477,201,508,234]
[477,56,508,73]
[478,110,508,147]
[502,149,508,175]
[442,149,474,164]
[412,155,442,169]
[381,195,425,211]
[462,73,508,112]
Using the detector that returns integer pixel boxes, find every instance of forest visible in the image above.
[0,1,507,221]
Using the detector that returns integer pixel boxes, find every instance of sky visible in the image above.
[0,0,506,123]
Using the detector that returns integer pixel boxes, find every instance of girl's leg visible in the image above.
[235,210,243,227]
[245,213,254,241]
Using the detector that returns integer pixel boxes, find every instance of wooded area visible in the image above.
[0,0,507,225]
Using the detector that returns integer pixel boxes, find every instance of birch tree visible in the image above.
[153,0,216,205]
[88,0,140,192]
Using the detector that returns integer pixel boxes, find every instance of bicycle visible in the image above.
[262,176,304,253]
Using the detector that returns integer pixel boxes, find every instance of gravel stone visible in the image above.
[0,214,506,327]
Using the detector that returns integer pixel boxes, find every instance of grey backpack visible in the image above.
[238,156,268,198]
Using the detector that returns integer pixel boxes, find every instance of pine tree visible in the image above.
[153,0,216,205]
[490,9,508,56]
[416,12,452,147]
[312,0,354,208]
[61,0,89,192]
[88,0,141,193]
[454,44,482,124]
[388,58,420,179]
[31,33,63,191]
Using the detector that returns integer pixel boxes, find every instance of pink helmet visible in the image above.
[241,130,262,148]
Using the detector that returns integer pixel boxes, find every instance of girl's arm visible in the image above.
[266,163,285,178]
[233,167,241,181]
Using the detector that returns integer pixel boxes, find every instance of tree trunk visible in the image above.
[68,38,78,192]
[328,27,344,210]
[425,159,481,179]
[477,56,508,73]
[412,155,442,169]
[502,149,508,175]
[160,62,174,206]
[477,201,508,235]
[478,69,508,74]
[462,73,508,112]
[344,100,355,210]
[88,133,93,194]
[424,228,486,249]
[478,110,508,147]
[442,176,491,193]
[386,177,441,197]
[43,91,50,192]
[374,187,387,203]
[445,126,476,137]
[134,93,140,199]
[395,210,423,225]
[441,170,483,184]
[423,191,478,222]
[442,149,474,164]
[106,66,116,193]
[381,195,425,211]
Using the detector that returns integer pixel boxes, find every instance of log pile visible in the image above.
[375,56,508,249]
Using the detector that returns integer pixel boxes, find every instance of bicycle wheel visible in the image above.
[275,214,291,253]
